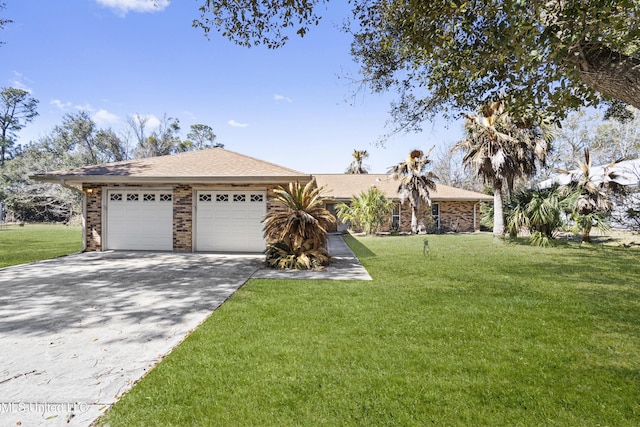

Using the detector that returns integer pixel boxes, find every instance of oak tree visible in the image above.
[193,1,640,127]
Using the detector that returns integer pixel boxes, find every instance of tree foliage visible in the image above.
[0,2,11,47]
[388,148,438,234]
[0,87,39,165]
[0,110,224,221]
[335,186,393,234]
[263,180,335,269]
[184,124,223,150]
[194,0,640,128]
[559,149,627,242]
[345,149,370,174]
[455,101,554,236]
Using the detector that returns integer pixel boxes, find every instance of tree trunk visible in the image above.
[411,204,418,234]
[581,222,592,243]
[566,40,640,110]
[493,179,505,237]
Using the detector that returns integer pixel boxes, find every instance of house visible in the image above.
[33,148,492,253]
[315,174,492,233]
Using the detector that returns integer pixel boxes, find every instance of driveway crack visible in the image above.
[0,370,41,384]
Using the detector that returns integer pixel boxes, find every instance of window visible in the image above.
[160,194,172,202]
[199,194,212,202]
[143,193,155,202]
[431,203,440,230]
[127,194,139,202]
[391,203,401,231]
[250,194,264,202]
[216,194,229,202]
[233,194,246,202]
[110,193,123,201]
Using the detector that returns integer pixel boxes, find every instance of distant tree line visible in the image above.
[0,86,223,223]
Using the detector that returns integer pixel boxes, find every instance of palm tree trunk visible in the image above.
[411,204,418,234]
[493,179,505,237]
[582,222,592,243]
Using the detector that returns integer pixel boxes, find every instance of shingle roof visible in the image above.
[33,148,311,184]
[314,174,493,202]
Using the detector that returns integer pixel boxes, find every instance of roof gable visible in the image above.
[314,174,493,202]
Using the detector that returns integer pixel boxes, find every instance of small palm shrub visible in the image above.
[335,187,394,235]
[504,186,569,246]
[263,180,335,270]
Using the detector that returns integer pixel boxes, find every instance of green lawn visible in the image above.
[98,234,640,426]
[0,223,82,268]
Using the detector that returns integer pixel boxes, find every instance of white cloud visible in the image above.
[11,71,33,92]
[75,103,95,112]
[228,119,249,128]
[274,94,292,103]
[96,0,169,15]
[131,113,161,131]
[93,109,120,126]
[51,99,72,110]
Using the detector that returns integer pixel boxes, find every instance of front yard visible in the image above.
[97,233,640,426]
[0,223,82,268]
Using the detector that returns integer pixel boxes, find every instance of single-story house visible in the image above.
[314,174,492,233]
[33,148,492,253]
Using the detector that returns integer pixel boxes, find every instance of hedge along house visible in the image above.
[314,174,493,233]
[32,148,312,252]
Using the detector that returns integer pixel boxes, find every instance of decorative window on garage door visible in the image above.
[110,193,123,201]
[250,194,263,202]
[216,194,229,202]
[199,194,212,202]
[233,194,246,202]
[160,194,172,202]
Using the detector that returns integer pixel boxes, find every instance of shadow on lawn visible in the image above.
[342,234,377,258]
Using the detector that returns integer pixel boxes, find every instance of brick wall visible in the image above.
[334,199,482,234]
[173,185,193,252]
[83,184,102,251]
[438,201,480,232]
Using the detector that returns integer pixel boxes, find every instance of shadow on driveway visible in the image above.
[0,252,261,426]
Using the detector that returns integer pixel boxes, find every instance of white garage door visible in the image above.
[196,190,266,252]
[106,190,173,250]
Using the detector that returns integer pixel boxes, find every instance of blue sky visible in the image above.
[2,0,463,173]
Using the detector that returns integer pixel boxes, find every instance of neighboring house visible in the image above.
[538,158,640,188]
[33,149,492,253]
[314,174,492,233]
[538,158,640,229]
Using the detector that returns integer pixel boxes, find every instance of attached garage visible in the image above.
[195,190,266,252]
[105,189,173,250]
[31,148,312,253]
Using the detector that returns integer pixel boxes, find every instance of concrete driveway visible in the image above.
[0,252,262,426]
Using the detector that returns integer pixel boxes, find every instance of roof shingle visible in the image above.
[34,148,311,184]
[314,174,493,202]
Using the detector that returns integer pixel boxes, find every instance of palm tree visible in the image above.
[335,187,394,234]
[263,180,336,269]
[388,148,438,234]
[345,149,370,174]
[559,149,626,242]
[454,101,554,237]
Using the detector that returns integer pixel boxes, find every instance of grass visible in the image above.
[98,233,640,426]
[0,223,82,268]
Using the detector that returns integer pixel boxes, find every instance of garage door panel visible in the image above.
[196,190,266,252]
[106,190,173,251]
